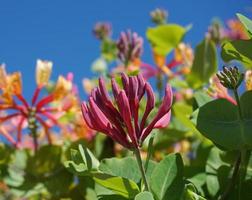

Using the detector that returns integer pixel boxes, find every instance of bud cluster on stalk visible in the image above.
[216,66,244,90]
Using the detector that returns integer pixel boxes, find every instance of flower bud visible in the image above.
[245,70,252,91]
[0,64,7,89]
[150,8,168,25]
[93,22,112,40]
[36,59,52,87]
[117,30,143,66]
[216,66,244,90]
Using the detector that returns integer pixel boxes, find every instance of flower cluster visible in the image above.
[117,30,144,66]
[0,60,92,148]
[82,73,173,149]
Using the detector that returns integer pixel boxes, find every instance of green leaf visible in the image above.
[196,91,252,151]
[78,144,100,171]
[181,183,207,200]
[150,153,184,200]
[135,191,154,200]
[206,147,236,197]
[193,91,213,108]
[146,24,186,56]
[26,145,61,177]
[99,157,156,184]
[173,102,201,136]
[99,157,139,183]
[101,39,118,62]
[221,39,252,68]
[237,13,252,37]
[187,39,217,88]
[93,173,139,199]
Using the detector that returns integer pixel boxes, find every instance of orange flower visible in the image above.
[174,43,194,68]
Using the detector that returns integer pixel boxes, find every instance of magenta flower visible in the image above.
[81,73,173,150]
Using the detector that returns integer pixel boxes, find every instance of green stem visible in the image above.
[144,135,155,172]
[134,148,150,191]
[232,89,249,200]
[32,129,38,152]
[156,73,163,101]
[234,89,242,119]
[219,152,241,200]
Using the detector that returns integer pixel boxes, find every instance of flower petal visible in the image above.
[117,90,138,147]
[140,84,173,143]
[140,82,155,131]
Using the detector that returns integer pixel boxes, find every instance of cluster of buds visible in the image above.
[93,22,112,40]
[150,8,168,25]
[216,66,244,90]
[82,73,173,150]
[0,60,89,148]
[117,30,143,66]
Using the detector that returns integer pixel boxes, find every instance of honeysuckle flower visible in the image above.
[0,64,80,148]
[224,19,249,40]
[82,73,173,149]
[173,43,194,69]
[150,8,168,25]
[36,59,52,87]
[117,30,143,66]
[208,75,236,105]
[93,22,112,40]
[245,70,252,91]
[53,75,73,100]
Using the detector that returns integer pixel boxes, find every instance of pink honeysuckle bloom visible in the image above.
[82,73,173,150]
[208,75,237,105]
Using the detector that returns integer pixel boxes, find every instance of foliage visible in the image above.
[0,9,252,200]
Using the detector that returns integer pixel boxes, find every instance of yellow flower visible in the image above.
[7,72,22,95]
[53,76,72,100]
[36,59,52,87]
[0,64,7,89]
[245,70,252,91]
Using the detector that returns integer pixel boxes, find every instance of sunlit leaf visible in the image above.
[187,39,217,88]
[146,24,186,56]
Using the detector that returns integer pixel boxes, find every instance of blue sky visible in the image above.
[0,0,251,98]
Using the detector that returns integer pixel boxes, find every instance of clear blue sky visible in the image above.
[0,0,251,98]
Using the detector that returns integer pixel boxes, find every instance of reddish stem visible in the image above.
[16,94,29,108]
[36,94,54,110]
[0,113,21,123]
[0,127,17,146]
[38,111,58,125]
[32,87,42,105]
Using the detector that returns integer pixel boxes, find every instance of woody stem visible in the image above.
[134,147,150,191]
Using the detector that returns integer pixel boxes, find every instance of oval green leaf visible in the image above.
[150,153,184,200]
